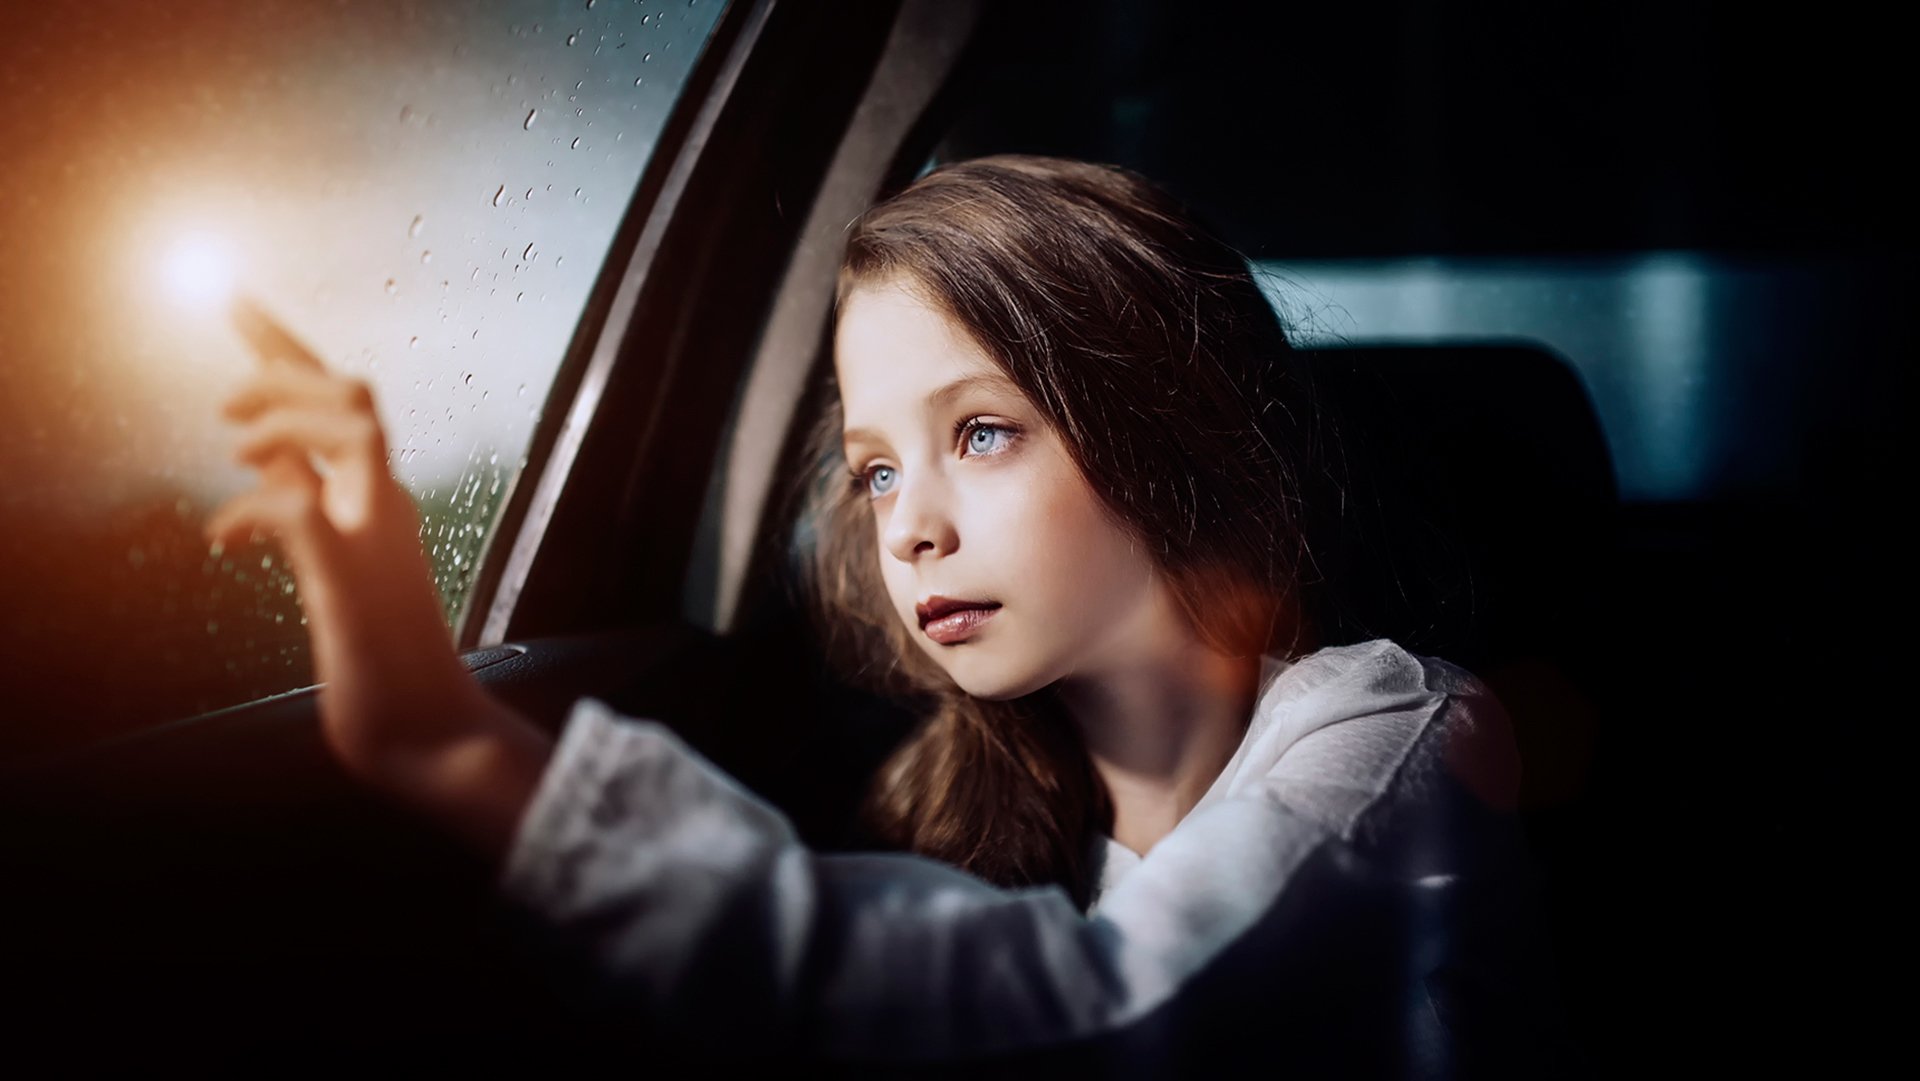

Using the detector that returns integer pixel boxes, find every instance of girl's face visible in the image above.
[835,278,1184,700]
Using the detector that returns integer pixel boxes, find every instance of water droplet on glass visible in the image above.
[524,108,539,130]
[523,242,537,261]
[643,52,653,62]
[492,184,506,207]
[409,336,420,350]
[517,383,527,397]
[567,30,580,45]
[420,250,432,264]
[409,214,425,238]
[463,372,474,386]
[634,76,645,87]
[569,136,582,150]
[385,279,398,295]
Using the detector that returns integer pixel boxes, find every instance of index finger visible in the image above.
[229,295,328,373]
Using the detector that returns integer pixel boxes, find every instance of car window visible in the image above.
[0,0,725,764]
[1255,254,1825,502]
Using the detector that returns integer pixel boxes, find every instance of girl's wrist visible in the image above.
[347,686,556,864]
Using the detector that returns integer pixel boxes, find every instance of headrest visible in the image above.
[1298,341,1619,679]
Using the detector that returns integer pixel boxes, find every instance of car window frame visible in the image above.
[463,0,982,650]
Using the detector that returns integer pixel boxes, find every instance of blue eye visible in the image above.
[865,465,897,498]
[962,420,1013,456]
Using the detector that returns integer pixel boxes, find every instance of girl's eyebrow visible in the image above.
[841,372,1023,451]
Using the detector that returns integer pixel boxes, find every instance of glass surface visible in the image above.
[1256,254,1849,502]
[0,0,725,762]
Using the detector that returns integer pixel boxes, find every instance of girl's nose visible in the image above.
[883,474,958,563]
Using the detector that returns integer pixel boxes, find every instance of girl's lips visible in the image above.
[922,604,999,645]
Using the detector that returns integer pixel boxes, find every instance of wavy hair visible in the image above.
[790,155,1330,910]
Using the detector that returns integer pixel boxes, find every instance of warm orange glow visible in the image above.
[160,232,236,311]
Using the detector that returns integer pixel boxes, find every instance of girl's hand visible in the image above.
[204,300,549,857]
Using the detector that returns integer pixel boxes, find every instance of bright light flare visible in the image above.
[161,232,236,311]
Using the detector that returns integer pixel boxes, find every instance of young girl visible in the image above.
[207,155,1572,1075]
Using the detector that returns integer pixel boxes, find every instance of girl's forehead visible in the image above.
[834,282,1004,402]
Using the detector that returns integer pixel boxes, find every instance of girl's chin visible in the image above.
[942,654,1053,702]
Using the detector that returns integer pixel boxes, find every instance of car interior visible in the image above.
[2,0,1901,1073]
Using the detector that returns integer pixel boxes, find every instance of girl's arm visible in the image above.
[495,677,1560,1067]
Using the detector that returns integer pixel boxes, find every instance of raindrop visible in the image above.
[569,136,582,150]
[634,76,644,87]
[567,30,580,46]
[420,250,432,264]
[643,52,653,62]
[523,242,537,261]
[517,383,527,396]
[385,279,398,295]
[489,452,499,465]
[261,555,274,570]
[516,291,525,303]
[409,336,421,350]
[464,372,474,386]
[524,108,539,130]
[492,184,506,207]
[408,214,425,238]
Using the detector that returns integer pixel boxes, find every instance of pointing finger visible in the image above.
[229,295,328,373]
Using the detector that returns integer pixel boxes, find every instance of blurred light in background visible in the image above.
[0,0,724,760]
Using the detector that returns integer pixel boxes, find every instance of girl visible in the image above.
[206,155,1571,1075]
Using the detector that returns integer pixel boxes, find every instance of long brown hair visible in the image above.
[791,155,1329,910]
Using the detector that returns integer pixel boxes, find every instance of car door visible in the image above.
[2,0,981,1060]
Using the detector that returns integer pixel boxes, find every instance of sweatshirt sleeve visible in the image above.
[495,678,1532,1068]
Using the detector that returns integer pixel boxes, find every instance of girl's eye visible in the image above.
[863,465,897,498]
[960,419,1015,457]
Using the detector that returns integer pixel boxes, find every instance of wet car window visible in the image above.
[0,0,724,763]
